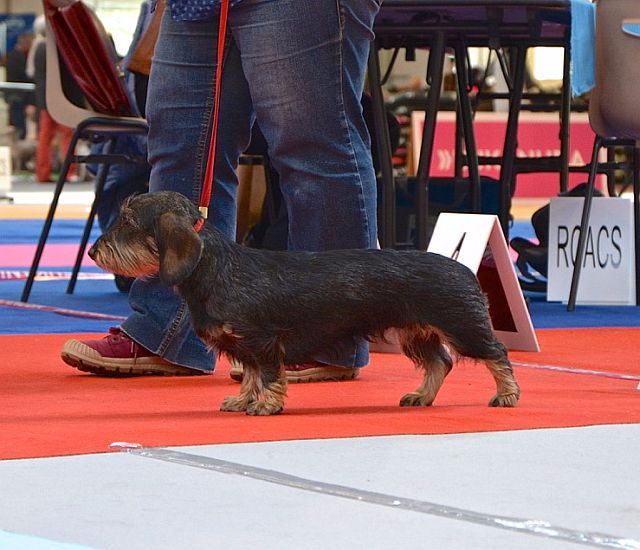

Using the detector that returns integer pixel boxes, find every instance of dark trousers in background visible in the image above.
[8,99,28,140]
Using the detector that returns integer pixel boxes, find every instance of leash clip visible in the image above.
[194,207,208,233]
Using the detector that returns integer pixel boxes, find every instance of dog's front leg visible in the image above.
[246,364,288,416]
[220,362,261,412]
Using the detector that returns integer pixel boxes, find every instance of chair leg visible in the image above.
[415,31,445,250]
[20,131,82,302]
[454,44,481,213]
[634,145,640,306]
[67,138,115,294]
[367,42,396,249]
[559,46,571,194]
[568,136,603,311]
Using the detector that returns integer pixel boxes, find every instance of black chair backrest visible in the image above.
[590,0,640,139]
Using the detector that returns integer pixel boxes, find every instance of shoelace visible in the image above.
[107,327,140,360]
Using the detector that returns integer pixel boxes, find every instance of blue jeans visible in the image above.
[121,0,381,372]
[94,1,153,234]
[92,136,150,233]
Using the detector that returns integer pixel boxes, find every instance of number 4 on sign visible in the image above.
[428,213,540,352]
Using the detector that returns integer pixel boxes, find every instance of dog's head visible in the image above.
[89,191,204,286]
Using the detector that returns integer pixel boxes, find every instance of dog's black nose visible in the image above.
[88,239,100,260]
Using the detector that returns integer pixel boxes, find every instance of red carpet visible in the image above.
[2,329,639,460]
[511,327,640,375]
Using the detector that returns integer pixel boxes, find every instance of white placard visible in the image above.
[428,213,539,352]
[373,213,539,354]
[547,197,636,305]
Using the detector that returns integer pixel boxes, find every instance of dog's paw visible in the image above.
[220,395,249,412]
[488,393,519,407]
[246,400,283,416]
[399,392,433,407]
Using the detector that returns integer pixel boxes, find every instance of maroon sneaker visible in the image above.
[229,359,360,383]
[61,327,208,376]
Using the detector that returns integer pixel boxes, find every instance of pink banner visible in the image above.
[411,111,600,198]
[0,244,97,268]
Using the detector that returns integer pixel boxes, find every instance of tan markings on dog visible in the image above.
[93,239,159,278]
[201,326,243,360]
[486,359,520,407]
[399,360,451,407]
[221,363,287,415]
[203,323,238,340]
[246,373,287,416]
[220,364,261,412]
[397,325,454,407]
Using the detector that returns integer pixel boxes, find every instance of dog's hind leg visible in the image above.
[397,326,453,407]
[483,343,520,407]
[449,333,520,407]
[221,361,261,412]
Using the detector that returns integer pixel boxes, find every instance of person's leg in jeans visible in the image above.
[231,0,380,369]
[95,135,150,234]
[61,11,254,375]
[120,13,254,371]
[92,134,150,293]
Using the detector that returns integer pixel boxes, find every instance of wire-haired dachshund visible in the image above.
[89,191,520,415]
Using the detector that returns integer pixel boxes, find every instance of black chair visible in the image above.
[567,0,640,311]
[21,10,148,302]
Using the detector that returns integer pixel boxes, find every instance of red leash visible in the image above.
[194,0,231,232]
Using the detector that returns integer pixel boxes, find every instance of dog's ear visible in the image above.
[154,212,204,286]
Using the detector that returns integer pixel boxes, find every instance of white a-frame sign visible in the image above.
[428,213,539,352]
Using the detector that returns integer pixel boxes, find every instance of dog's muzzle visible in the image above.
[87,238,101,261]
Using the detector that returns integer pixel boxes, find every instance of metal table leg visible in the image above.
[368,43,396,249]
[454,44,481,213]
[498,45,527,237]
[415,32,446,250]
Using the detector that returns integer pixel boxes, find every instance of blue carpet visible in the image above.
[0,278,130,334]
[527,297,640,328]
[0,219,102,245]
[1,218,638,335]
[510,219,537,242]
[0,277,128,313]
[0,219,129,333]
[0,306,120,334]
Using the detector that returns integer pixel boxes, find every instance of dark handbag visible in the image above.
[43,0,135,116]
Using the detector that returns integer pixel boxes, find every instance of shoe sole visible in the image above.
[61,339,207,377]
[229,364,360,383]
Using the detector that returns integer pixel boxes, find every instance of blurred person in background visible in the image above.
[5,31,35,141]
[27,16,77,183]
